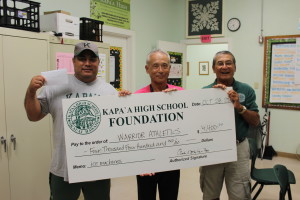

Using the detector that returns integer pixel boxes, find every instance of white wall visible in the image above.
[37,0,90,17]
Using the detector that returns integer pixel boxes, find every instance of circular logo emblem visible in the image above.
[66,100,101,135]
[238,93,246,103]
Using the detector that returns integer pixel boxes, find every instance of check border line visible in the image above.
[75,139,233,157]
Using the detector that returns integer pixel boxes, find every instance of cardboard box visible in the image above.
[44,10,71,15]
[40,13,79,39]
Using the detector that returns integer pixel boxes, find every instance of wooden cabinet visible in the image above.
[0,28,52,200]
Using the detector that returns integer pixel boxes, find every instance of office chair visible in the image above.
[248,138,296,200]
[274,164,293,200]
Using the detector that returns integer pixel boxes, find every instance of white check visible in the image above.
[62,88,237,183]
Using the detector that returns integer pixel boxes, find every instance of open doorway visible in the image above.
[102,25,135,91]
[186,43,228,89]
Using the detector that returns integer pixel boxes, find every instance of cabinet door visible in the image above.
[0,35,10,200]
[3,36,52,200]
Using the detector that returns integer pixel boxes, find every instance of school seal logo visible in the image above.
[66,100,101,135]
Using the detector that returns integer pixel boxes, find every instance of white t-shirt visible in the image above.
[38,75,118,181]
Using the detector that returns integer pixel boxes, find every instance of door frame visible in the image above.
[103,25,136,91]
[180,37,232,50]
[180,37,232,87]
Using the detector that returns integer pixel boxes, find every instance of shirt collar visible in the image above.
[150,84,169,92]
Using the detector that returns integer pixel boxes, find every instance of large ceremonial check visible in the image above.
[62,88,237,183]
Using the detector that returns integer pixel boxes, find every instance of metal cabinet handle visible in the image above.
[1,136,7,152]
[10,134,16,150]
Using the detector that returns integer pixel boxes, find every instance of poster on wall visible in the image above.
[98,53,107,79]
[269,43,300,103]
[262,35,300,110]
[110,46,122,90]
[186,0,223,38]
[56,52,74,74]
[295,38,300,84]
[90,0,131,30]
[168,51,183,87]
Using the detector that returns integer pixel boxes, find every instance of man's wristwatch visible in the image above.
[238,105,247,114]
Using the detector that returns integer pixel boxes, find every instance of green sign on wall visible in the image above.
[91,0,131,30]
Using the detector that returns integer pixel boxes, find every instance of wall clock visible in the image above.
[227,18,241,32]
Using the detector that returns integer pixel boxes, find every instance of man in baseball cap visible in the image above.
[74,41,99,57]
[24,40,118,199]
[72,41,100,83]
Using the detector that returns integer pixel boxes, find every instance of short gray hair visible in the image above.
[212,50,236,67]
[146,49,170,65]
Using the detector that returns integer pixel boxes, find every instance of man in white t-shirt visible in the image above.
[24,42,118,200]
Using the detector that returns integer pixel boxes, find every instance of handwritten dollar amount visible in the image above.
[197,123,225,133]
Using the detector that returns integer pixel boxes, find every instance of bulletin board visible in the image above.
[167,51,183,87]
[262,35,300,110]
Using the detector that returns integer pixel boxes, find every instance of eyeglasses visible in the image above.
[76,56,98,63]
[216,61,234,67]
[151,63,170,70]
